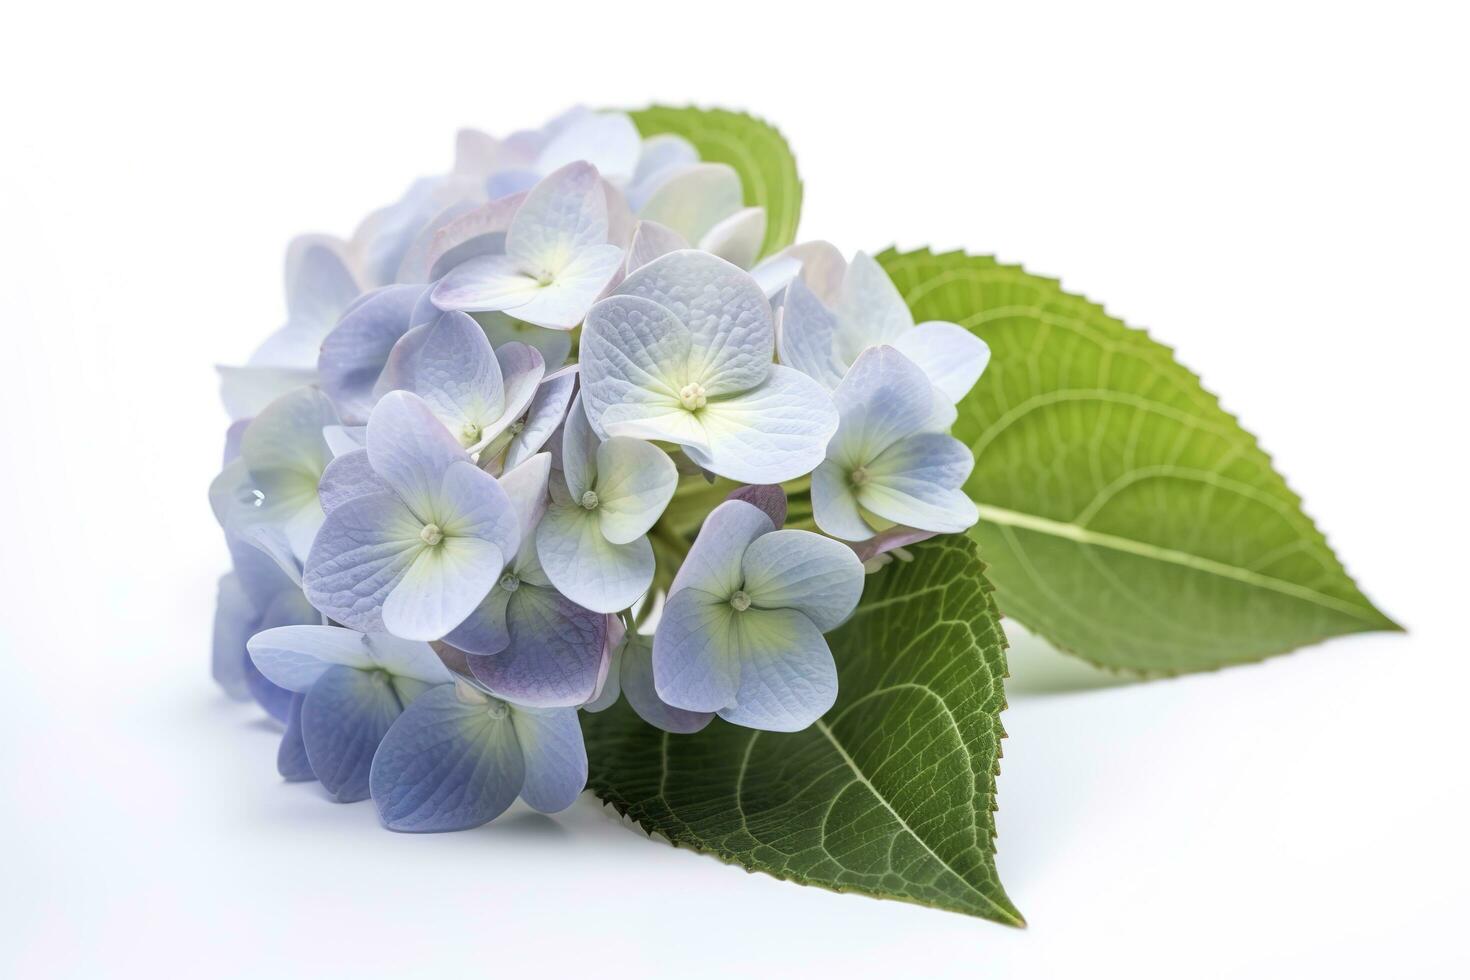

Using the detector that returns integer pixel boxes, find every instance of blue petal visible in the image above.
[245,653,294,724]
[369,683,525,832]
[300,664,404,803]
[212,573,255,701]
[511,706,587,813]
[277,694,315,782]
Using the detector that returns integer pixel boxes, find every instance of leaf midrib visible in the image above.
[809,719,1022,925]
[976,504,1381,623]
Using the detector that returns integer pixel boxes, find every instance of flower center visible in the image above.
[729,589,752,612]
[580,490,600,510]
[508,419,525,436]
[460,421,482,445]
[850,466,871,488]
[678,382,708,411]
[419,523,444,546]
[485,697,510,720]
[499,572,520,593]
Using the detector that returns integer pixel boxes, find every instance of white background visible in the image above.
[2,2,1466,977]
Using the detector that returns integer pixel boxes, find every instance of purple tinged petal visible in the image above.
[468,585,609,708]
[442,587,512,656]
[370,683,525,832]
[301,664,404,803]
[725,484,787,528]
[318,284,421,423]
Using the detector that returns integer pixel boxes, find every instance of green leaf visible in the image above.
[628,105,801,258]
[583,535,1023,925]
[877,247,1400,673]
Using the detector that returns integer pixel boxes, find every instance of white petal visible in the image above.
[247,624,376,693]
[498,452,552,545]
[360,634,454,686]
[668,499,772,598]
[891,321,991,403]
[738,529,865,631]
[558,394,601,500]
[504,365,577,470]
[784,240,848,304]
[535,505,654,613]
[535,112,641,182]
[651,588,740,714]
[685,365,837,484]
[217,365,317,421]
[508,161,611,268]
[579,294,691,436]
[594,438,677,544]
[857,432,979,534]
[431,253,543,315]
[775,277,846,390]
[380,312,505,441]
[383,534,504,640]
[810,459,874,542]
[627,134,698,211]
[832,252,914,359]
[637,163,743,244]
[718,608,837,732]
[698,207,766,270]
[365,391,471,521]
[827,346,934,468]
[507,244,623,329]
[615,250,773,397]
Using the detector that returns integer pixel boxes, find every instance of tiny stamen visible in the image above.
[499,572,520,593]
[850,466,871,487]
[729,589,752,612]
[485,697,510,720]
[580,490,600,510]
[460,421,482,445]
[678,382,708,411]
[420,523,444,546]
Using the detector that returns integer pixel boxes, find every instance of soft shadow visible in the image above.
[1004,622,1143,697]
[491,809,571,841]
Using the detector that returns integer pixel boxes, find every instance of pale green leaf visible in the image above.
[877,247,1400,673]
[628,105,801,259]
[583,536,1023,925]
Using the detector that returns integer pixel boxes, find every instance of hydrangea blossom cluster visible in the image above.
[210,107,990,832]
